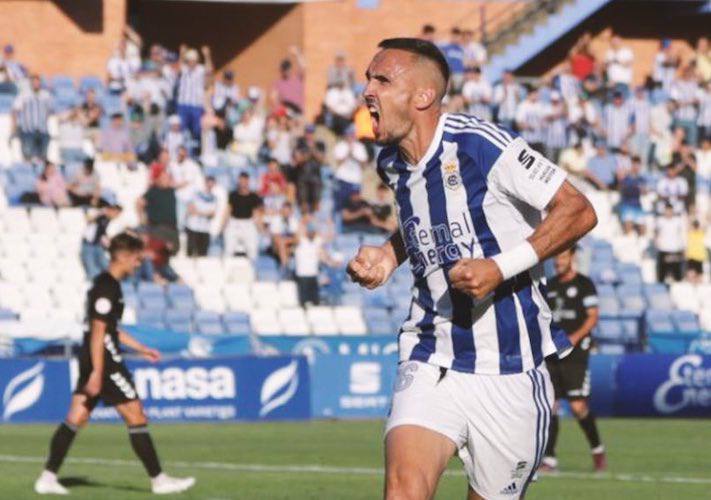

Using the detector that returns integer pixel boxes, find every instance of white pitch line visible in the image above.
[1,455,709,486]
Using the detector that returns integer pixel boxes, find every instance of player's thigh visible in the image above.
[115,399,147,426]
[384,361,465,500]
[385,425,456,500]
[560,358,590,400]
[456,365,553,500]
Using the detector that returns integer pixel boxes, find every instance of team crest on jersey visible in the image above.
[566,286,578,298]
[443,161,461,190]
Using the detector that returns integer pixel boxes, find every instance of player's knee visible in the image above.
[385,466,433,500]
[570,399,589,418]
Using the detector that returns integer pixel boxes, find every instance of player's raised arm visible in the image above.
[347,230,406,289]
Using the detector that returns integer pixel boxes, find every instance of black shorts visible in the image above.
[73,347,138,408]
[546,349,590,400]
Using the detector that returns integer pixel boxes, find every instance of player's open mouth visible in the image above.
[368,106,380,132]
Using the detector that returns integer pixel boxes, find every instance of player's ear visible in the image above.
[414,86,436,110]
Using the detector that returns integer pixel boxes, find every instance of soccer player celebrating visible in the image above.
[34,232,195,495]
[347,38,597,499]
[540,247,606,473]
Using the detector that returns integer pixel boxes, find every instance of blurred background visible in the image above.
[0,0,710,496]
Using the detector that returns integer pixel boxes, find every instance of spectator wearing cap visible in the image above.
[1,44,26,83]
[440,27,466,93]
[225,172,264,260]
[164,114,192,161]
[604,34,634,96]
[233,106,265,164]
[333,126,368,211]
[461,66,492,121]
[294,125,325,214]
[601,91,633,151]
[655,202,686,283]
[81,204,123,279]
[493,71,524,130]
[137,166,179,253]
[13,74,53,162]
[68,158,104,207]
[212,70,240,112]
[327,51,355,89]
[324,79,357,136]
[617,155,647,234]
[98,112,135,164]
[272,46,305,114]
[185,176,218,257]
[36,161,70,207]
[585,141,618,190]
[177,45,213,148]
[671,65,701,147]
[170,144,204,227]
[653,39,680,92]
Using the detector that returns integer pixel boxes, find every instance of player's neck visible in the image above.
[107,262,124,281]
[559,269,577,282]
[398,110,442,165]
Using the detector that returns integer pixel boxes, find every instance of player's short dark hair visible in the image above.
[108,231,144,258]
[377,37,450,90]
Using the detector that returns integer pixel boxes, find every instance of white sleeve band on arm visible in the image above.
[491,241,539,281]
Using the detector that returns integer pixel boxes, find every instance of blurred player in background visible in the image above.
[34,232,195,495]
[348,38,597,499]
[540,246,606,473]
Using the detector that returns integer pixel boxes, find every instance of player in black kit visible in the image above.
[539,246,607,473]
[35,232,195,495]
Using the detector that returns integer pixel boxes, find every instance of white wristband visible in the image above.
[491,241,539,281]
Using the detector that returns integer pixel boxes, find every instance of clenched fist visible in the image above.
[347,245,397,290]
[448,258,504,300]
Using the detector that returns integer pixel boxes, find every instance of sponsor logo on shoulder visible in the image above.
[517,149,535,170]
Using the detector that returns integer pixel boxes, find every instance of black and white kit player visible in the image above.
[34,232,195,495]
[540,246,607,473]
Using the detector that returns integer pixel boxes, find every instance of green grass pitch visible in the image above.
[1,418,709,499]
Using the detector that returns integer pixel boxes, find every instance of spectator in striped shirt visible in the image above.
[653,39,680,92]
[515,87,546,153]
[629,86,652,168]
[2,44,26,83]
[601,91,633,151]
[13,74,52,163]
[493,70,524,130]
[177,45,213,150]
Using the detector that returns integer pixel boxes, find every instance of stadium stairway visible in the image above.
[485,0,612,82]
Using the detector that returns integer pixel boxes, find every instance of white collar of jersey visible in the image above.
[400,112,448,171]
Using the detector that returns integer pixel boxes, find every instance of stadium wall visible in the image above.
[0,0,126,78]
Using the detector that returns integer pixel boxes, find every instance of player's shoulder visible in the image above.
[442,113,519,154]
[91,272,120,295]
[575,273,596,291]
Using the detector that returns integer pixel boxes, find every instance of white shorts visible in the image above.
[385,361,553,500]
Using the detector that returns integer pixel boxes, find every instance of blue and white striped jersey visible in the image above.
[377,113,572,375]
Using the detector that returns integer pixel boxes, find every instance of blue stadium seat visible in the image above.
[137,282,164,298]
[620,319,641,343]
[164,309,192,324]
[51,75,74,90]
[224,322,251,335]
[364,288,394,308]
[643,283,667,301]
[168,294,196,310]
[595,319,624,342]
[196,322,226,335]
[645,310,674,334]
[140,295,167,310]
[137,308,164,326]
[222,311,250,325]
[166,320,192,333]
[167,283,193,297]
[616,283,642,298]
[598,296,620,317]
[619,295,645,317]
[367,308,390,323]
[257,267,281,282]
[79,75,104,93]
[648,292,673,311]
[596,284,615,297]
[194,310,221,324]
[0,308,17,320]
[340,292,364,307]
[368,320,393,336]
[597,343,626,355]
[671,310,700,334]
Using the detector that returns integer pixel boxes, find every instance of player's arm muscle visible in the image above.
[570,307,599,346]
[527,181,597,261]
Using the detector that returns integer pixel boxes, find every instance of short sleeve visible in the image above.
[89,281,117,322]
[581,278,599,309]
[486,137,567,211]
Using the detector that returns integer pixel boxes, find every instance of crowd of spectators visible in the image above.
[1,24,711,298]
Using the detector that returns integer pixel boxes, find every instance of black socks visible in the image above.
[128,425,163,478]
[577,411,602,450]
[45,422,78,473]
